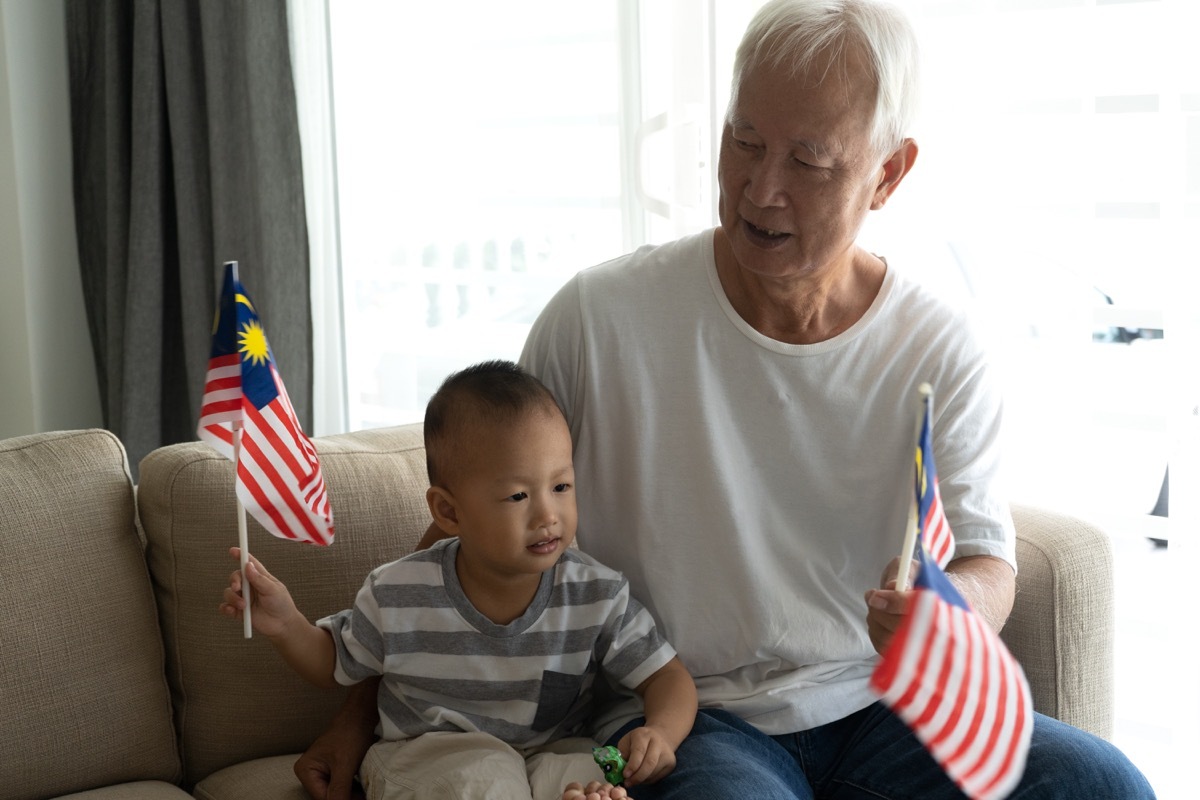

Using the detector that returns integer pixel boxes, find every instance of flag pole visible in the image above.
[228,261,252,639]
[233,421,253,639]
[895,383,933,591]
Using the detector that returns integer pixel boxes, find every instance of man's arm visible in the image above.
[294,676,380,800]
[416,521,451,551]
[945,554,1016,633]
[865,554,1015,654]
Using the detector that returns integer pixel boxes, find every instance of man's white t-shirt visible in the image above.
[521,229,1015,739]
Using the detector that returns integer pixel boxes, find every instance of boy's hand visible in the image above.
[219,547,302,639]
[616,725,677,786]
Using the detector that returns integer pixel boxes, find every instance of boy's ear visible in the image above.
[426,486,461,533]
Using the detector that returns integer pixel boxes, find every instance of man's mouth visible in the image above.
[745,220,790,243]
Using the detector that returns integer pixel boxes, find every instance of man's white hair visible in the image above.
[727,0,920,158]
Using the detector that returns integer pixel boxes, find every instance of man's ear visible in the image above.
[871,137,918,210]
[426,486,461,533]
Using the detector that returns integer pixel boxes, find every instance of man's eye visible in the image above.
[507,492,528,502]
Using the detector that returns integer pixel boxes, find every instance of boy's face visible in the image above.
[444,407,577,582]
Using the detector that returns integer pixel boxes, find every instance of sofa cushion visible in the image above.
[192,754,310,800]
[0,430,181,798]
[138,423,430,788]
[56,782,194,799]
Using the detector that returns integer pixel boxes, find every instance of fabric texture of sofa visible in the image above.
[1,426,1114,799]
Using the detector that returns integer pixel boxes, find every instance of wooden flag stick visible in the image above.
[895,497,919,591]
[895,383,934,591]
[233,422,252,639]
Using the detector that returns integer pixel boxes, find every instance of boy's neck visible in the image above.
[454,553,543,626]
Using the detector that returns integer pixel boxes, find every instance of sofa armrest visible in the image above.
[1003,503,1114,740]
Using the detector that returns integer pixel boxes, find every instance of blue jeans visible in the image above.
[608,704,1155,799]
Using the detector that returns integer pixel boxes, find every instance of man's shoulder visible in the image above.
[880,266,988,351]
[577,228,713,288]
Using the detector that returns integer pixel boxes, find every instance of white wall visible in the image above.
[0,0,101,439]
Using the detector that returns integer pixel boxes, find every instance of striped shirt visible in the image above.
[317,538,676,747]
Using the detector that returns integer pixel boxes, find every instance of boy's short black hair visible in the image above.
[424,360,563,486]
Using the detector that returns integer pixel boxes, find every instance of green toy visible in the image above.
[592,745,626,786]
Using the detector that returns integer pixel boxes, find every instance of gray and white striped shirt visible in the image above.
[317,538,675,747]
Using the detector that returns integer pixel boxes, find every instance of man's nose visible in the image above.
[744,155,787,208]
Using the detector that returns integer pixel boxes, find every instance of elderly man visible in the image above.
[298,1,1155,798]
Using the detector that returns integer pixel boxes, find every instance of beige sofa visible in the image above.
[1,427,1115,799]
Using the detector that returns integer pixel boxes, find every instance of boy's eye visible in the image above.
[553,483,571,493]
[506,492,528,502]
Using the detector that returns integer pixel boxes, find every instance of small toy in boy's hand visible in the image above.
[592,745,626,786]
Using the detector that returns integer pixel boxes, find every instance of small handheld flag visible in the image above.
[197,262,334,635]
[915,391,954,569]
[895,384,953,591]
[871,386,1032,800]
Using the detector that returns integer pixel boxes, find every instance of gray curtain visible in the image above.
[66,0,312,475]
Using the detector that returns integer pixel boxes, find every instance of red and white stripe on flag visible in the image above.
[922,479,954,569]
[870,566,1033,800]
[198,356,334,546]
[198,354,243,459]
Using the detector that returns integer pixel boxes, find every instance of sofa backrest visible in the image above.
[0,429,181,798]
[137,423,430,787]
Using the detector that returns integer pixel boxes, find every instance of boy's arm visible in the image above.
[618,656,697,786]
[221,549,339,690]
[635,656,697,749]
[266,605,339,690]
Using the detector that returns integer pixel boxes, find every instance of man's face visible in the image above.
[717,48,889,282]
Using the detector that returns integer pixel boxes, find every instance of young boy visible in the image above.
[220,360,697,800]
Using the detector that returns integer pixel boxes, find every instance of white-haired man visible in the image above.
[300,2,1155,797]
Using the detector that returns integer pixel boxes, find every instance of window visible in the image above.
[295,0,1194,524]
[864,0,1194,531]
[293,1,1194,791]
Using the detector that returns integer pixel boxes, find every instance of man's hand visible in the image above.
[864,556,916,654]
[294,678,380,800]
[864,553,1017,654]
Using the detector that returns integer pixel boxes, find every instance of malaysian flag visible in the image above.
[197,262,334,546]
[916,393,954,568]
[870,397,1032,799]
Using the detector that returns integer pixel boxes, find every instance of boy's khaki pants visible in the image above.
[360,732,608,800]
